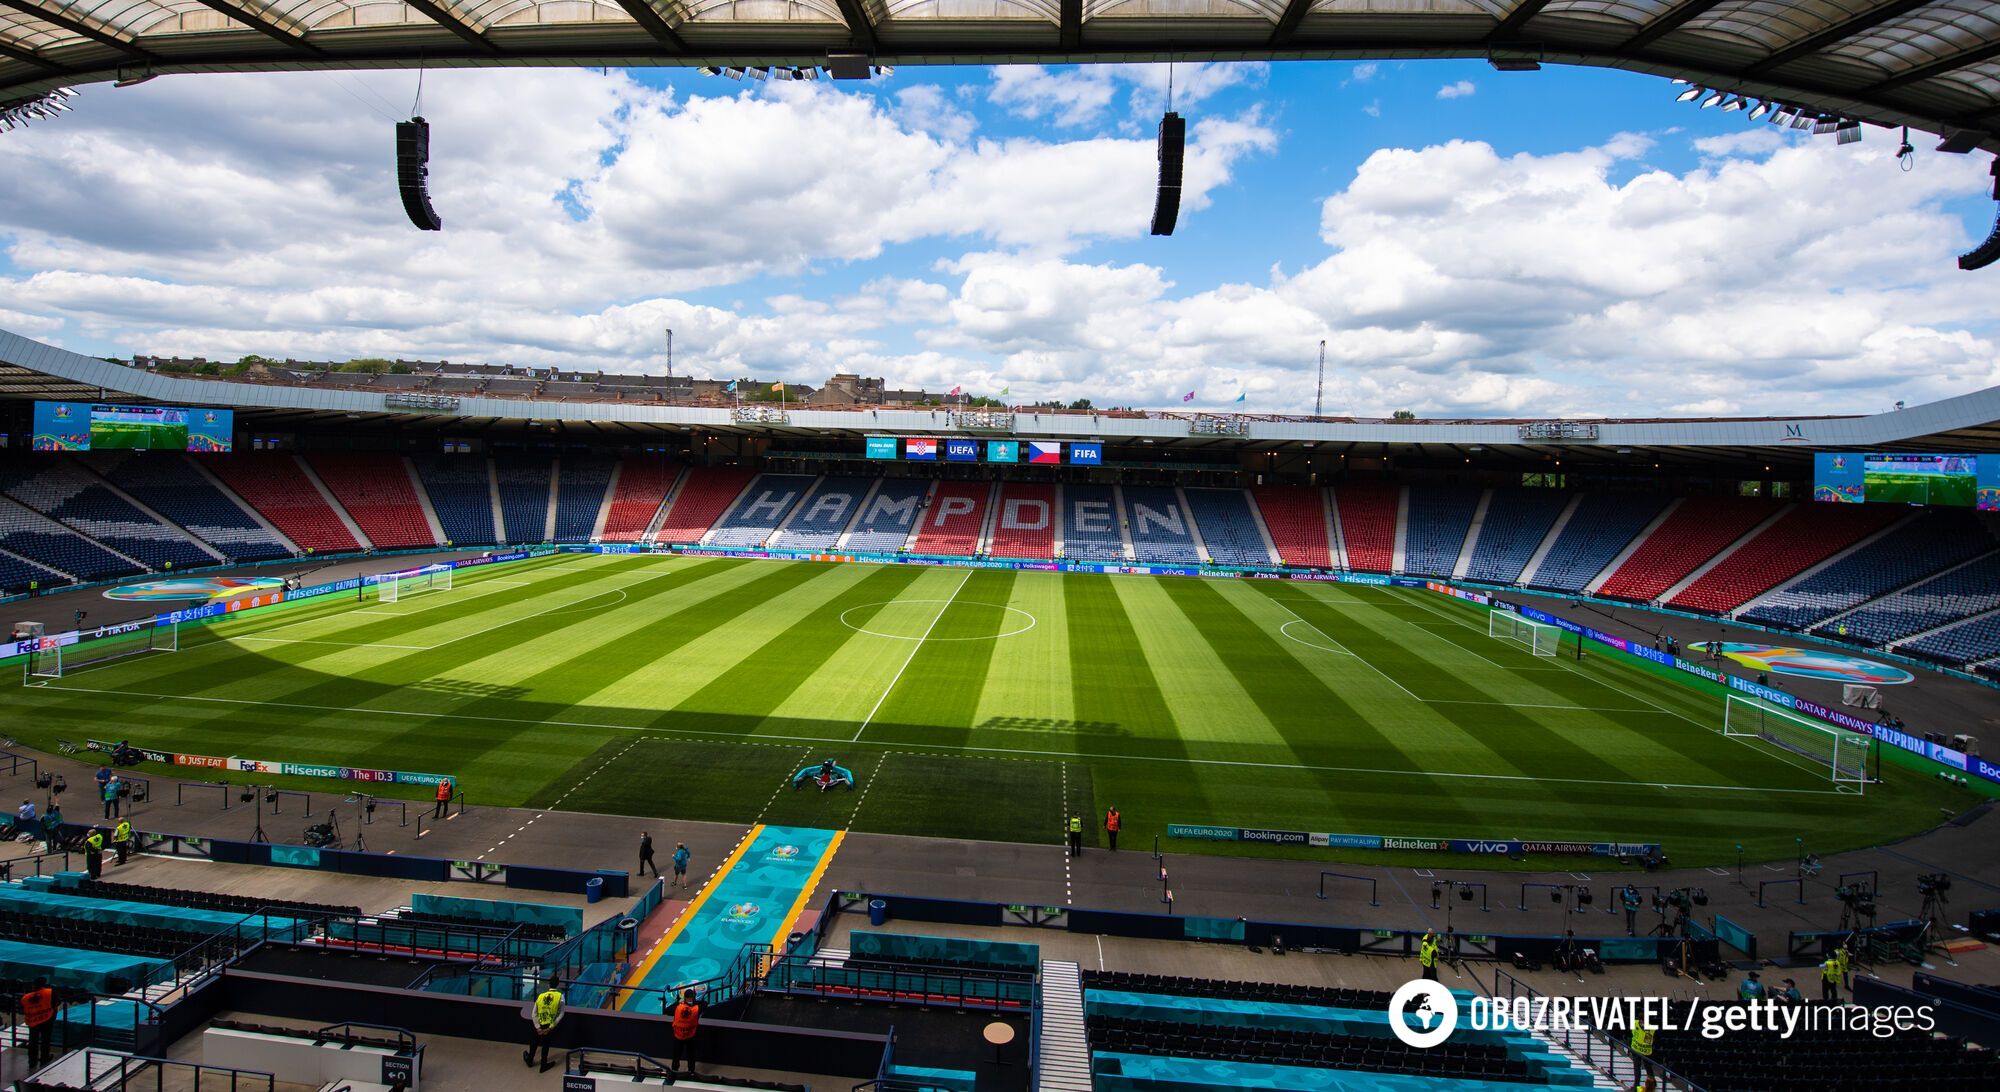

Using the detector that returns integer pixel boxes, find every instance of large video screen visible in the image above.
[1816,452,2000,510]
[33,402,234,453]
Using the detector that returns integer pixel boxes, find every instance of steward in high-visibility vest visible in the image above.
[670,987,703,1073]
[1066,815,1083,858]
[1418,931,1440,981]
[1630,1024,1654,1056]
[83,828,105,878]
[1630,1023,1656,1091]
[21,978,55,1067]
[523,986,563,1070]
[1833,943,1852,987]
[113,820,133,865]
[434,779,453,820]
[1821,957,1842,1003]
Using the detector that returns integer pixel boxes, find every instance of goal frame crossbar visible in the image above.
[22,621,179,684]
[1721,694,1869,793]
[1488,610,1561,657]
[373,564,454,603]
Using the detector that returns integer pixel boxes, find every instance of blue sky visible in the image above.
[0,57,1994,417]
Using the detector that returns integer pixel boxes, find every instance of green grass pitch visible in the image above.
[2,553,1971,867]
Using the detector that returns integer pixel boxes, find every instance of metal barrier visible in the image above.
[176,781,230,810]
[1317,871,1379,905]
[268,790,311,816]
[1492,968,1700,1091]
[760,951,1034,1012]
[1757,878,1805,907]
[79,1048,276,1092]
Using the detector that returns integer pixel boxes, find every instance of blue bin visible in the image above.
[585,877,604,904]
[868,898,887,927]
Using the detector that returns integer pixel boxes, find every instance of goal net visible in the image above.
[1722,695,1868,792]
[1488,611,1561,657]
[23,622,179,684]
[372,565,454,603]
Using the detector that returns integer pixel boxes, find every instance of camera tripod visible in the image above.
[1914,877,1956,965]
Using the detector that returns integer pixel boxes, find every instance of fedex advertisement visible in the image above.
[905,438,937,461]
[1069,442,1103,465]
[945,439,979,462]
[1028,441,1061,464]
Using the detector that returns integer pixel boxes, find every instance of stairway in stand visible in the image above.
[1037,958,1092,1092]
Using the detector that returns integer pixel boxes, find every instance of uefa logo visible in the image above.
[1388,979,1459,1049]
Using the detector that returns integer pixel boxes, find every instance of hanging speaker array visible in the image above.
[1150,111,1185,237]
[396,116,443,232]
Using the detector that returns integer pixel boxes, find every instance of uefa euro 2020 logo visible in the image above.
[770,845,800,860]
[1389,979,1459,1049]
[723,902,761,923]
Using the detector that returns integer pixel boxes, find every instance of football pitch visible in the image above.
[3,553,1962,866]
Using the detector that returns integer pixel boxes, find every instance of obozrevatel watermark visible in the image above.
[1389,981,1935,1049]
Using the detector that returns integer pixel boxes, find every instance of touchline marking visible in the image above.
[851,567,974,743]
[24,683,1839,795]
[1257,592,1426,703]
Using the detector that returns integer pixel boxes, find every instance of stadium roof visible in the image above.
[8,326,2000,465]
[0,2,1998,152]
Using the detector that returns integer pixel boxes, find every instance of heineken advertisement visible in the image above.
[1165,823,1659,857]
[86,738,448,787]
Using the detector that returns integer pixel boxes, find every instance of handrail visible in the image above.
[315,1021,420,1054]
[82,1048,277,1092]
[1491,968,1703,1091]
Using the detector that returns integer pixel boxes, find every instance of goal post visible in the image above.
[372,564,454,603]
[1722,695,1869,792]
[1488,610,1561,657]
[22,621,179,685]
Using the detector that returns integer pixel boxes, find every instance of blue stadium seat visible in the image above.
[842,479,927,552]
[493,456,553,543]
[414,456,499,545]
[1123,487,1201,564]
[0,460,216,571]
[707,474,816,548]
[1742,511,1998,631]
[1463,489,1569,585]
[1823,552,2000,649]
[1527,493,1670,592]
[1900,611,2000,668]
[0,486,149,582]
[1183,489,1273,566]
[1402,486,1482,577]
[93,452,291,562]
[552,457,615,542]
[775,477,873,550]
[1063,484,1127,562]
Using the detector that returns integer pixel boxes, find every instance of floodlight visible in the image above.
[873,65,895,76]
[1699,91,1725,108]
[1720,95,1745,112]
[697,66,720,76]
[721,66,744,80]
[1836,120,1862,145]
[1675,85,1704,103]
[747,67,769,80]
[1747,101,1772,121]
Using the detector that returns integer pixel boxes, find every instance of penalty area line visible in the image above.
[20,681,1843,796]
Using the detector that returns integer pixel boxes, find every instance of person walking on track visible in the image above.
[639,831,657,876]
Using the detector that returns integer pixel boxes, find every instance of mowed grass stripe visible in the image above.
[969,569,1076,734]
[867,569,1017,752]
[676,563,934,738]
[1156,578,1492,834]
[1388,589,1829,789]
[760,567,977,731]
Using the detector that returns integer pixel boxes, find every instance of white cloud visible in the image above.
[1349,63,1379,84]
[1437,81,1477,100]
[1362,100,1382,118]
[986,63,1266,128]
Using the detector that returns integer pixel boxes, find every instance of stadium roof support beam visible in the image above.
[0,38,63,72]
[1742,0,1935,76]
[609,0,685,52]
[1267,0,1311,45]
[398,0,502,57]
[1486,0,1552,40]
[191,0,328,57]
[1862,40,2000,96]
[1620,0,1728,52]
[831,0,877,52]
[0,0,149,57]
[1060,0,1079,49]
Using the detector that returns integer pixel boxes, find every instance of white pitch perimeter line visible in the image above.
[1257,592,1427,704]
[20,681,1841,795]
[851,567,974,743]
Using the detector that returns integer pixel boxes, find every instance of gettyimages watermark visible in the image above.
[1388,980,1936,1049]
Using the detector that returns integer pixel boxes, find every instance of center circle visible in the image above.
[840,599,1038,642]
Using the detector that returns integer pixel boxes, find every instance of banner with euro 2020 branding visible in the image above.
[86,738,447,788]
[1168,822,1656,857]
